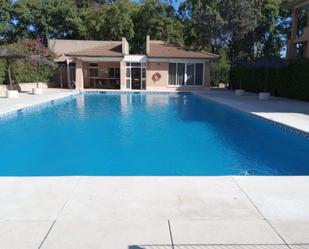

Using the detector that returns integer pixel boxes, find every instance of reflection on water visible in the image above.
[120,94,132,118]
[76,94,85,117]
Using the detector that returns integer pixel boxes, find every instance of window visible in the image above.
[126,79,130,89]
[89,68,98,78]
[69,63,76,81]
[177,63,185,85]
[186,63,194,85]
[126,68,130,78]
[115,68,120,78]
[168,62,204,86]
[89,63,98,78]
[168,63,177,85]
[195,64,203,85]
[109,68,120,78]
[131,62,140,67]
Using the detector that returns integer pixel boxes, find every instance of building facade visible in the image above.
[48,36,218,90]
[285,0,309,58]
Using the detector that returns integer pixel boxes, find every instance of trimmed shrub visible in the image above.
[230,58,309,101]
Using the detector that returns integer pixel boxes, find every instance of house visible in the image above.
[284,0,309,58]
[48,36,219,90]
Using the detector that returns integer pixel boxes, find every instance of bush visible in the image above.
[0,39,55,84]
[230,58,309,101]
[0,60,6,84]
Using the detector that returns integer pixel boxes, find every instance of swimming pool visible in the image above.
[0,92,308,176]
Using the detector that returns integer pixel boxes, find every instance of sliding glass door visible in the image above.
[186,63,195,85]
[168,62,204,86]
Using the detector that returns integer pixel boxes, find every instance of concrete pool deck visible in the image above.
[0,89,77,116]
[0,89,308,248]
[0,88,180,117]
[194,89,309,134]
[0,177,308,249]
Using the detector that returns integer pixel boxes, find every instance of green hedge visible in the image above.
[0,59,54,85]
[10,60,54,83]
[230,58,309,101]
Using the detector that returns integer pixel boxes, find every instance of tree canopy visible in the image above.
[0,0,291,83]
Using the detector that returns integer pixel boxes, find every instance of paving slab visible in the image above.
[289,245,309,249]
[233,177,309,220]
[170,220,284,245]
[0,220,52,249]
[58,177,262,221]
[41,220,171,249]
[0,89,77,116]
[0,177,79,221]
[233,177,309,244]
[269,220,309,244]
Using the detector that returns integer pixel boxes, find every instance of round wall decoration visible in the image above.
[152,72,162,82]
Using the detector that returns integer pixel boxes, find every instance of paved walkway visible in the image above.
[194,89,309,134]
[0,177,308,249]
[0,89,77,116]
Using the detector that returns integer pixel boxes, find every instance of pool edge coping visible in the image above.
[0,91,80,118]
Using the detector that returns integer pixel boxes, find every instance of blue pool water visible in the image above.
[0,92,308,176]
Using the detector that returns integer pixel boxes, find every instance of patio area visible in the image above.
[194,89,309,134]
[0,88,77,116]
[0,176,308,249]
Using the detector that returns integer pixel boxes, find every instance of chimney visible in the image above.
[146,35,150,55]
[122,37,129,55]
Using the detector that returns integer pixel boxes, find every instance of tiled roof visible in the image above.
[148,41,219,60]
[48,39,123,58]
[65,44,123,57]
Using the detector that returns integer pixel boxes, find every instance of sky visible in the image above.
[172,0,184,10]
